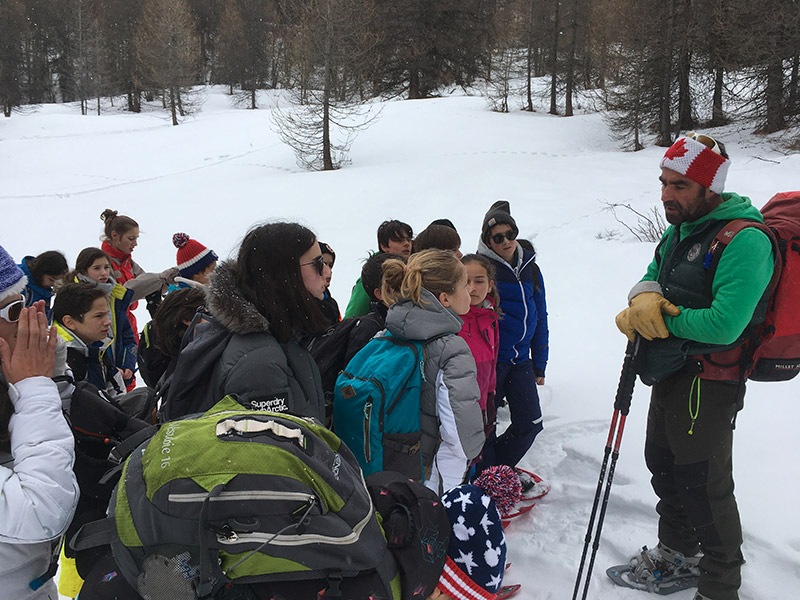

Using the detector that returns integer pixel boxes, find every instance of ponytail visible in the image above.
[385,249,464,307]
[101,209,138,240]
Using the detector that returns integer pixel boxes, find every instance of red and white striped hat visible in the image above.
[172,233,218,279]
[660,134,730,194]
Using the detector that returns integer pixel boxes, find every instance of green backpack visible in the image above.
[74,396,401,600]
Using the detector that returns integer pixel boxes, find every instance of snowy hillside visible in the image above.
[1,87,798,600]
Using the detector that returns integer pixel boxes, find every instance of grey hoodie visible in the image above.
[385,289,484,494]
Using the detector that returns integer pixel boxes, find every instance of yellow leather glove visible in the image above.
[615,308,637,342]
[628,292,681,340]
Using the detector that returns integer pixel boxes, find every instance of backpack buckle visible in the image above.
[326,572,344,597]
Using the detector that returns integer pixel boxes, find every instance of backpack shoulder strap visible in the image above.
[706,219,780,288]
[71,517,118,552]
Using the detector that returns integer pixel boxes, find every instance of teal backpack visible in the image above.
[332,334,426,481]
[73,396,401,600]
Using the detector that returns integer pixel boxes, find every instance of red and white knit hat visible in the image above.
[659,134,730,194]
[172,233,218,279]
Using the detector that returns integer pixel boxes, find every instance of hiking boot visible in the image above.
[693,594,714,600]
[627,543,702,592]
[515,468,549,499]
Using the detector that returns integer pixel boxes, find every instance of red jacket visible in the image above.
[458,302,499,410]
[101,240,141,336]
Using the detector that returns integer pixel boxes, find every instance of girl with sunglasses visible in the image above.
[161,222,330,422]
[474,201,549,495]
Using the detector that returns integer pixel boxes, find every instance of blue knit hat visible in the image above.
[0,245,27,304]
[436,466,520,600]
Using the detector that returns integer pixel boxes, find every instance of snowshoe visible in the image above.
[495,584,521,599]
[515,468,550,501]
[501,501,536,527]
[607,544,701,595]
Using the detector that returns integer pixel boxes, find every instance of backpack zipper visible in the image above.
[168,490,321,509]
[215,509,372,547]
[341,372,387,432]
[363,398,373,462]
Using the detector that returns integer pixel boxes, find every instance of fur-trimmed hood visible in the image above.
[206,260,271,335]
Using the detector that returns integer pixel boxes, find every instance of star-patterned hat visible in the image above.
[436,473,510,600]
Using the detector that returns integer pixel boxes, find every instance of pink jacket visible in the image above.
[458,302,499,410]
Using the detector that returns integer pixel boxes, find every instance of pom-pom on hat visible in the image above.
[436,467,516,600]
[0,245,27,305]
[659,133,730,194]
[481,200,518,243]
[172,233,218,279]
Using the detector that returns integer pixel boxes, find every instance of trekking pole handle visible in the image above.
[613,337,640,416]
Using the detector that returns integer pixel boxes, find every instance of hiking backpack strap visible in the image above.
[107,424,158,465]
[71,517,119,552]
[705,219,780,290]
[696,219,781,380]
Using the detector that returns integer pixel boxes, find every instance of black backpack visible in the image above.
[158,311,233,422]
[301,318,361,427]
[64,380,151,577]
[365,472,450,600]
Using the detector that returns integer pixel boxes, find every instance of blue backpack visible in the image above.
[333,334,426,480]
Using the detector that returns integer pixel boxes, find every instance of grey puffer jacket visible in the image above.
[201,261,325,421]
[385,289,484,494]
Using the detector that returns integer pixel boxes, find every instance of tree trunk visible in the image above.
[549,0,560,115]
[788,53,799,116]
[764,59,784,132]
[251,88,256,109]
[657,0,675,146]
[322,0,334,170]
[170,86,178,126]
[521,0,534,110]
[711,66,725,126]
[409,68,420,99]
[677,49,693,131]
[565,0,579,117]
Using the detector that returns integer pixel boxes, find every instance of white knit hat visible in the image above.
[659,134,730,194]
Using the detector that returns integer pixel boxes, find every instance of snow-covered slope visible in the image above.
[1,87,798,600]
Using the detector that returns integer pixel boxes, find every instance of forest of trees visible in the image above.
[1,0,798,156]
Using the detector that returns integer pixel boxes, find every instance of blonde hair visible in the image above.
[382,249,465,307]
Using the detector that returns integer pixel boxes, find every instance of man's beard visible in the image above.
[663,188,713,225]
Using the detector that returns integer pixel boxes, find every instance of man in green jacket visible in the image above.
[613,133,774,600]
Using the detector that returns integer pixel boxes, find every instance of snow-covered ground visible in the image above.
[1,86,798,600]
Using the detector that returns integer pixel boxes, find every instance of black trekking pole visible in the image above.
[571,337,639,600]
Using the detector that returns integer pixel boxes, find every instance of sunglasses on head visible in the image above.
[0,299,24,323]
[687,131,721,155]
[491,231,517,245]
[300,254,326,276]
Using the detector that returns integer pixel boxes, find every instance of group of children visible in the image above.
[0,199,549,600]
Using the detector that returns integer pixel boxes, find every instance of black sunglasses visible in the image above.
[491,231,517,244]
[300,254,326,276]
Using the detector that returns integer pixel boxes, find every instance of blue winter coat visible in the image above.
[18,257,55,321]
[477,241,549,375]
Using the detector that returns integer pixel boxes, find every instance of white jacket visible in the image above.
[0,377,79,599]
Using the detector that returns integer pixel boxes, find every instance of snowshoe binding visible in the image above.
[607,543,702,595]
